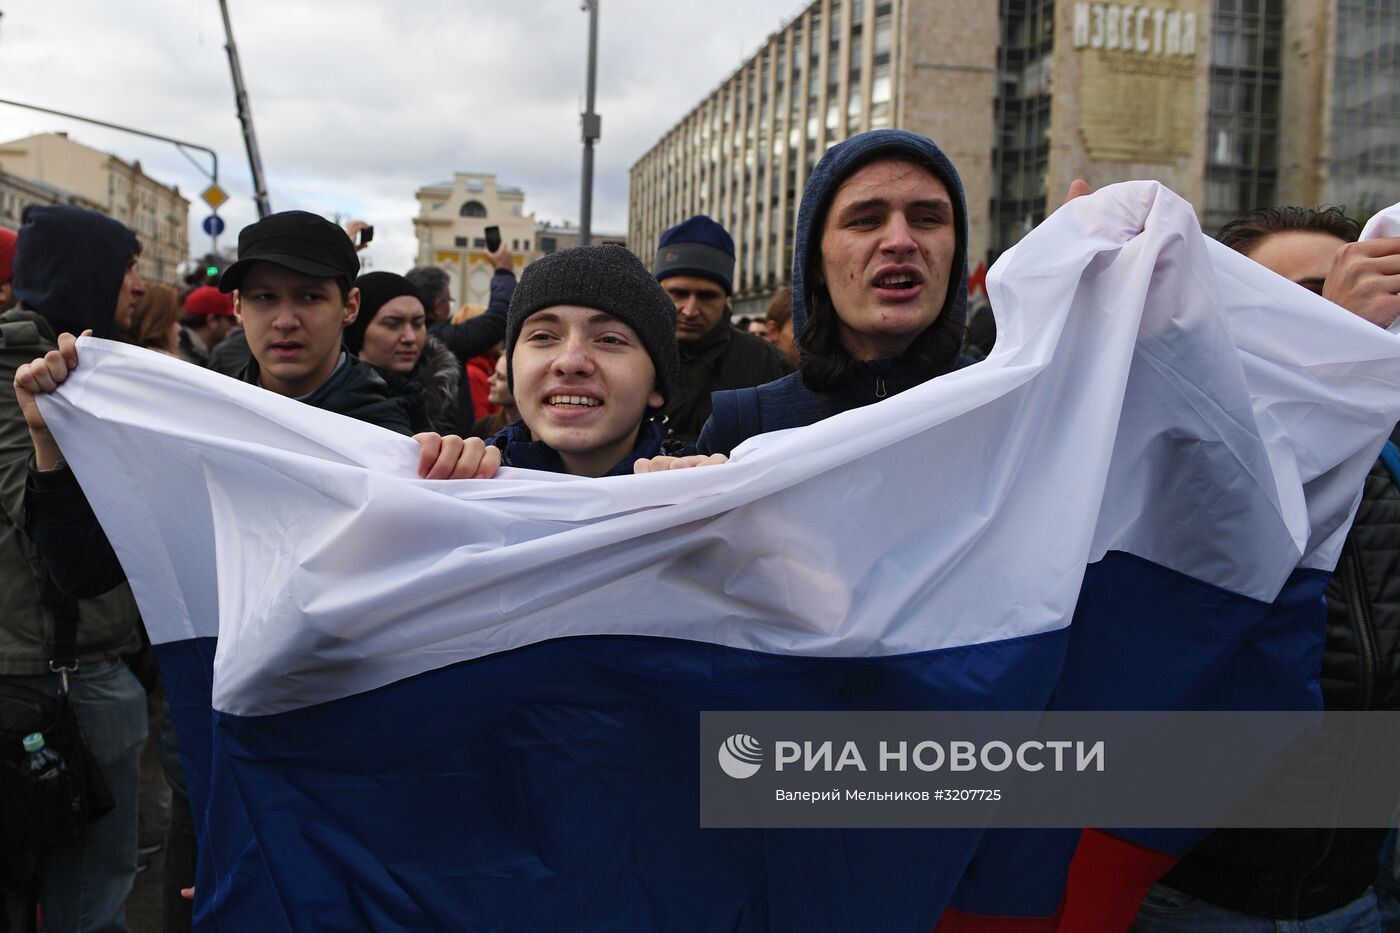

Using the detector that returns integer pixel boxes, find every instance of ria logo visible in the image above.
[718,734,763,779]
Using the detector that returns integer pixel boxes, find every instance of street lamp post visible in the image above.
[579,0,600,247]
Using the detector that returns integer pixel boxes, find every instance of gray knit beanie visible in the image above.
[505,244,679,406]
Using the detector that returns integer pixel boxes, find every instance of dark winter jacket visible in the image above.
[0,309,142,673]
[26,350,423,601]
[489,420,692,478]
[1161,427,1400,919]
[207,326,250,377]
[178,326,211,367]
[699,352,965,456]
[698,130,975,454]
[429,269,515,422]
[2,206,145,672]
[241,352,423,436]
[412,337,465,435]
[1322,430,1400,713]
[371,337,464,436]
[429,270,515,362]
[665,321,793,444]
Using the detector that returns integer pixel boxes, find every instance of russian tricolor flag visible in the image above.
[41,184,1400,930]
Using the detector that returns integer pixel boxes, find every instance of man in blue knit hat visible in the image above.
[654,214,792,443]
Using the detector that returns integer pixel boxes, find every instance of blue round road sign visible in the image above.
[202,214,226,237]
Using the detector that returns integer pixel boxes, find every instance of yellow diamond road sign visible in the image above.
[201,184,229,209]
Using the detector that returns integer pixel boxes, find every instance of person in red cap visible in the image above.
[0,226,17,313]
[178,285,237,367]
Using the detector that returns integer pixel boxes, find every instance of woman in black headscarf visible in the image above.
[347,271,465,435]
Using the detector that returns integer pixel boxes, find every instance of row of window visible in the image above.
[632,0,897,294]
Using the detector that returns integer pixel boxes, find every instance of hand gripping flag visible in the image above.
[38,184,1400,931]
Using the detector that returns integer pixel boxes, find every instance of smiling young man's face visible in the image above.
[818,157,957,361]
[235,262,360,397]
[512,304,663,477]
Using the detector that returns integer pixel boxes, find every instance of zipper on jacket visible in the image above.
[1344,544,1377,711]
[875,376,887,399]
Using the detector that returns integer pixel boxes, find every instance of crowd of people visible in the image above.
[0,127,1397,931]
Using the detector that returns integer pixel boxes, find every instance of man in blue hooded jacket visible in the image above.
[695,129,977,455]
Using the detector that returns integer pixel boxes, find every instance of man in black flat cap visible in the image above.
[216,210,418,431]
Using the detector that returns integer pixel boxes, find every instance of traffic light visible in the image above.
[185,253,223,286]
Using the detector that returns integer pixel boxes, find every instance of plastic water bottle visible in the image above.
[19,732,65,782]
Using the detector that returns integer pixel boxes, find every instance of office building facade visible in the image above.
[630,0,1399,314]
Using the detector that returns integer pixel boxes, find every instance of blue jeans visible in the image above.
[1131,883,1386,932]
[1,659,147,933]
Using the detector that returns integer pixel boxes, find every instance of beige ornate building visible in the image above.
[413,173,624,309]
[412,174,536,310]
[631,0,1399,315]
[0,132,190,285]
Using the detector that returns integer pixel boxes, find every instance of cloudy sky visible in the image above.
[0,0,802,273]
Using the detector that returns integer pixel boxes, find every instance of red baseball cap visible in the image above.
[0,227,17,286]
[183,285,236,319]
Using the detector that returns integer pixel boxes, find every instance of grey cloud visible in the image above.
[4,0,801,272]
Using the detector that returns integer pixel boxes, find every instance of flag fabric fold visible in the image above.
[38,182,1400,931]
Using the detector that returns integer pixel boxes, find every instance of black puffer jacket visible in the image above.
[1323,431,1400,712]
[1159,426,1400,919]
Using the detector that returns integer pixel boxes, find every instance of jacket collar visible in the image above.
[491,420,681,477]
[679,315,733,362]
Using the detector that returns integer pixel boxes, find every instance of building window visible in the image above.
[473,237,486,248]
[1326,0,1400,217]
[874,11,892,54]
[540,236,557,254]
[460,200,487,218]
[1204,0,1283,233]
[990,0,1055,257]
[523,239,530,251]
[454,236,467,247]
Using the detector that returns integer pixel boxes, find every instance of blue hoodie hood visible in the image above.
[790,129,969,341]
[14,205,137,339]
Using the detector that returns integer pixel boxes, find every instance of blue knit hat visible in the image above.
[654,215,735,295]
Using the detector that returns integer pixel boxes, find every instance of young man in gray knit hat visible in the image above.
[481,244,716,477]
